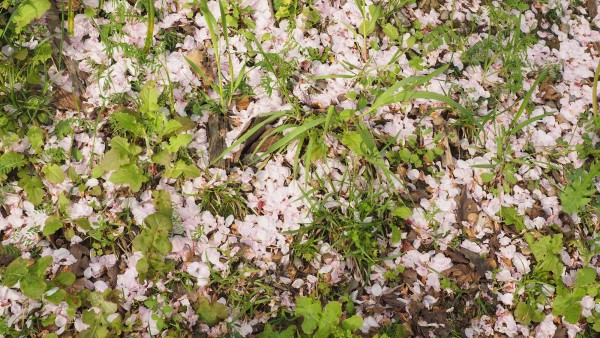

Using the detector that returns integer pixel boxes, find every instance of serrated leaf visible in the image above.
[165,160,201,179]
[99,149,129,171]
[341,315,363,331]
[552,287,586,324]
[500,206,525,232]
[315,301,341,338]
[165,134,193,153]
[21,176,45,205]
[132,213,173,255]
[160,119,183,138]
[55,120,73,138]
[139,81,160,114]
[42,164,65,184]
[11,0,51,33]
[560,186,592,214]
[110,136,142,157]
[26,126,44,153]
[43,215,62,236]
[110,164,148,192]
[295,297,322,335]
[383,23,399,40]
[110,112,144,136]
[0,152,26,180]
[525,233,564,275]
[514,301,544,324]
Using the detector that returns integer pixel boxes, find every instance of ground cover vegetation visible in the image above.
[1,0,600,337]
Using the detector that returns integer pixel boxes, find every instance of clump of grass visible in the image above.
[198,183,248,219]
[291,168,402,280]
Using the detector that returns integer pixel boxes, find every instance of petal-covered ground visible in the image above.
[1,0,600,337]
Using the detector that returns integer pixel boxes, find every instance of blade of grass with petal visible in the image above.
[509,69,547,133]
[261,117,327,158]
[210,110,289,165]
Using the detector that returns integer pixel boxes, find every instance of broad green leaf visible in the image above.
[54,271,76,286]
[514,301,544,324]
[21,176,45,205]
[10,0,51,33]
[136,256,149,275]
[160,119,183,138]
[4,258,29,287]
[110,164,148,192]
[42,164,65,184]
[31,256,53,277]
[295,297,322,335]
[391,226,402,244]
[166,160,201,179]
[110,112,144,136]
[315,301,342,338]
[341,315,364,331]
[32,42,52,64]
[575,267,597,288]
[258,324,296,338]
[27,126,44,153]
[165,134,193,153]
[46,288,66,304]
[0,152,26,180]
[43,215,62,236]
[20,275,47,299]
[99,149,129,171]
[561,186,591,214]
[500,206,525,232]
[152,150,171,166]
[383,23,399,40]
[139,81,160,114]
[110,136,142,157]
[341,132,365,156]
[552,287,586,324]
[392,206,412,218]
[132,213,173,255]
[525,233,564,275]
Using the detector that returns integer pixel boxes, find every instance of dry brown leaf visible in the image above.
[187,49,214,88]
[53,87,82,111]
[236,96,251,111]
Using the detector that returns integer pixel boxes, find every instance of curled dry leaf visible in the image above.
[187,49,214,89]
[52,87,82,111]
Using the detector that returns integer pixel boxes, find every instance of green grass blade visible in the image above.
[210,110,289,165]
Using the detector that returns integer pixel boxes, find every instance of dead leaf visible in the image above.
[588,0,598,19]
[539,83,561,101]
[187,49,214,89]
[235,96,251,111]
[53,87,82,111]
[443,264,478,286]
[455,185,478,225]
[58,0,82,12]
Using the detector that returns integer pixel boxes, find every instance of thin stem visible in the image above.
[593,57,600,117]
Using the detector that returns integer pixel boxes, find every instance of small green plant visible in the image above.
[196,182,248,219]
[560,162,600,215]
[259,297,363,338]
[132,191,175,280]
[3,256,76,302]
